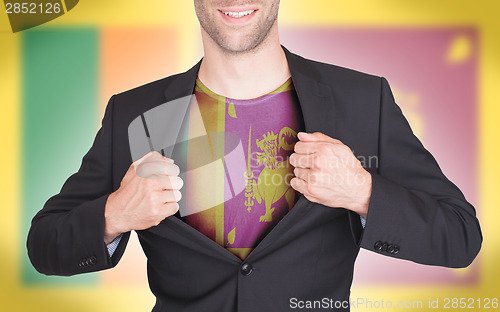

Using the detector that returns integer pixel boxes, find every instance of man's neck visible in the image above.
[198,30,291,100]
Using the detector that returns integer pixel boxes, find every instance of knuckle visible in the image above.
[161,177,172,189]
[309,172,318,184]
[317,144,328,154]
[163,191,174,203]
[296,155,303,167]
[304,156,312,168]
[333,138,344,145]
[165,180,173,190]
[327,146,336,157]
[155,193,166,205]
[155,179,168,189]
[141,177,156,188]
[312,156,321,168]
[321,155,331,168]
[340,145,352,155]
[164,177,175,189]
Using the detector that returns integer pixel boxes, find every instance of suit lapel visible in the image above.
[283,46,336,136]
[245,47,339,258]
[156,46,338,262]
[163,59,202,102]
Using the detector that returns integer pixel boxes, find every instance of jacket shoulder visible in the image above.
[113,73,182,103]
[293,53,383,88]
[107,71,192,124]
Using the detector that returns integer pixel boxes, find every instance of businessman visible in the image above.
[27,1,482,311]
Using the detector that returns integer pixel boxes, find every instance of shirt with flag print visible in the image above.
[183,77,306,261]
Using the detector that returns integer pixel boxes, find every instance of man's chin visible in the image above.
[216,37,265,55]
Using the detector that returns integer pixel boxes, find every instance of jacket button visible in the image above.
[381,242,389,252]
[374,241,383,250]
[240,263,253,276]
[387,244,395,254]
[89,256,97,265]
[80,259,87,267]
[393,245,400,254]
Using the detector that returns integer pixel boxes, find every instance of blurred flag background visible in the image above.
[1,1,499,311]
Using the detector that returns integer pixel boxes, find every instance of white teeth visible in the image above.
[222,10,255,18]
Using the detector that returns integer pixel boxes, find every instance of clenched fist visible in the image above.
[104,151,184,244]
[289,132,372,219]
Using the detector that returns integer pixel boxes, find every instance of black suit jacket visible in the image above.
[27,46,482,311]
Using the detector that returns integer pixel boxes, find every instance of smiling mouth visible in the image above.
[219,9,257,18]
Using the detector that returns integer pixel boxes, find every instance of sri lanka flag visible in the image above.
[0,1,494,311]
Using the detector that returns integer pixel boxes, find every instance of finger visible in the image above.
[294,141,319,154]
[134,151,174,167]
[136,162,180,178]
[133,151,161,166]
[294,167,324,186]
[290,177,318,202]
[290,176,306,192]
[294,140,343,155]
[162,202,180,217]
[142,153,175,165]
[158,189,182,203]
[147,175,184,191]
[291,176,311,191]
[159,176,184,190]
[289,153,316,169]
[293,167,311,181]
[124,152,160,183]
[297,132,342,144]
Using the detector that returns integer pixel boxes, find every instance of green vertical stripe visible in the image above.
[21,28,99,285]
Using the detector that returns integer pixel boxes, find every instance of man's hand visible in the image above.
[289,132,372,219]
[103,151,184,244]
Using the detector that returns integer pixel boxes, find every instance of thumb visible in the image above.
[133,151,173,167]
[297,132,340,143]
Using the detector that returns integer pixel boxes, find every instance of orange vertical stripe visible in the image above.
[99,27,180,287]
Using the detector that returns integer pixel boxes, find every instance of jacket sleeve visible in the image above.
[26,95,130,276]
[355,77,482,268]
